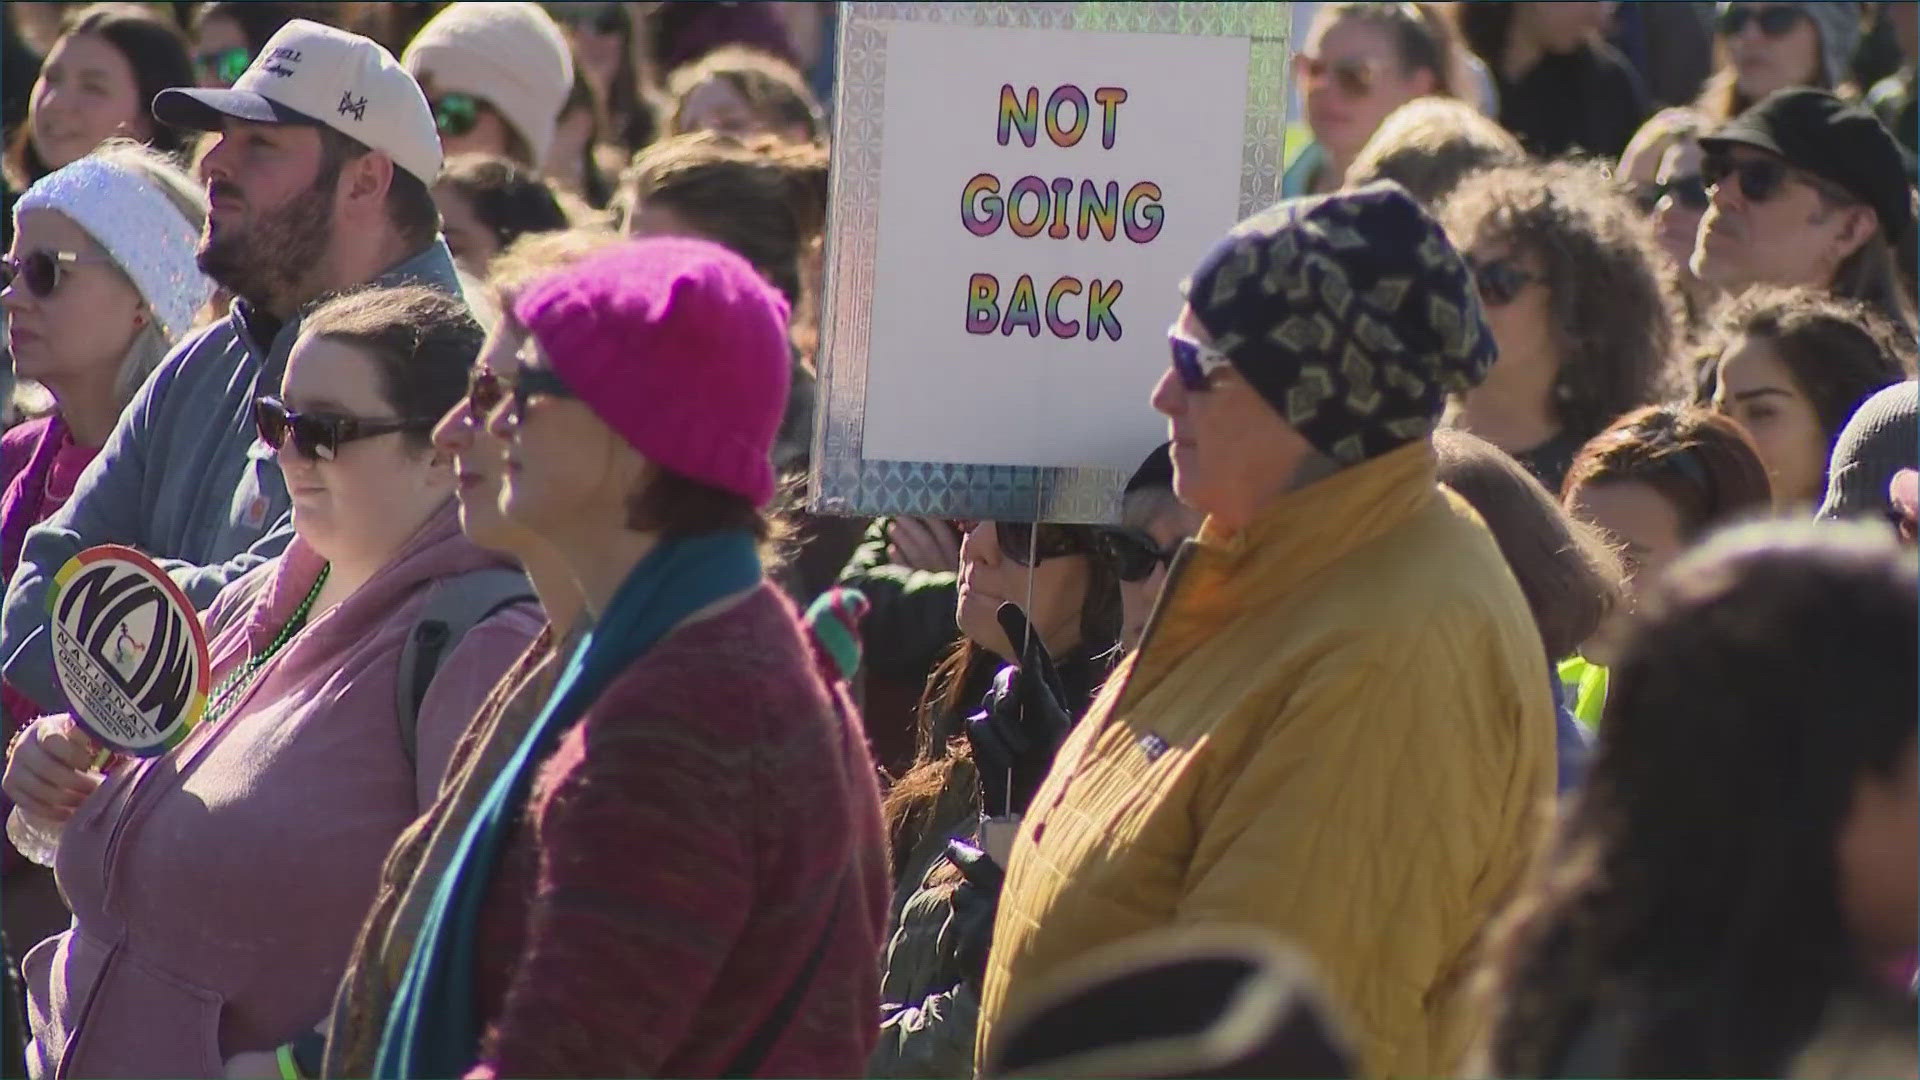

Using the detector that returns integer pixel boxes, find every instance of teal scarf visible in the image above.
[374,532,762,1078]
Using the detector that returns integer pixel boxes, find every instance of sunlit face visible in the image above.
[276,334,451,567]
[1692,146,1872,294]
[1713,333,1829,507]
[1116,490,1203,654]
[195,118,336,302]
[29,32,151,171]
[419,76,521,163]
[485,319,644,546]
[2,207,146,389]
[1150,306,1315,531]
[1722,3,1824,100]
[676,76,813,145]
[1567,478,1688,607]
[956,521,1091,662]
[433,184,498,278]
[1299,15,1434,160]
[433,322,525,554]
[1837,738,1920,959]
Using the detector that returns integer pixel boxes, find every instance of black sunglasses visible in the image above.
[431,93,484,138]
[954,520,1089,566]
[1700,150,1799,203]
[1463,254,1541,307]
[193,46,251,86]
[1717,4,1805,37]
[1096,527,1181,582]
[0,250,109,297]
[506,366,577,423]
[253,396,434,461]
[466,367,503,418]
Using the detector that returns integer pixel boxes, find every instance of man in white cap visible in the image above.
[0,19,461,717]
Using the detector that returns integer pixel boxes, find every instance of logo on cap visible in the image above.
[260,46,302,78]
[338,91,368,121]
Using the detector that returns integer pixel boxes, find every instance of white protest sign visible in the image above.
[47,545,210,756]
[811,2,1291,523]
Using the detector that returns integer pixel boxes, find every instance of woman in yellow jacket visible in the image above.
[976,184,1556,1078]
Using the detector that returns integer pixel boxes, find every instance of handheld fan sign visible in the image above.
[46,545,211,757]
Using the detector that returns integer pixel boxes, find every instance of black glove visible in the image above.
[943,838,1005,993]
[965,602,1074,818]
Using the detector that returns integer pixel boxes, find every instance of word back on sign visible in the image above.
[47,546,211,756]
[813,3,1290,523]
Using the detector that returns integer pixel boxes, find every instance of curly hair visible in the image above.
[1562,404,1774,540]
[665,45,824,145]
[1701,287,1914,492]
[1475,521,1917,1077]
[1344,95,1525,206]
[1441,160,1684,446]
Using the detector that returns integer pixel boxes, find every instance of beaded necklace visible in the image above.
[202,565,330,727]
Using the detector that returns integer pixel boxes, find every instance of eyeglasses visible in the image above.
[253,396,435,461]
[1096,527,1181,582]
[1169,332,1233,392]
[1717,4,1805,38]
[430,93,484,138]
[1463,254,1541,307]
[1296,52,1382,97]
[193,46,251,87]
[953,520,1089,566]
[506,366,577,424]
[0,250,110,297]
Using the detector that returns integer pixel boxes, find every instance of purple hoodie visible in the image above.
[22,502,542,1079]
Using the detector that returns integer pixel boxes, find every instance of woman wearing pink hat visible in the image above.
[376,237,889,1079]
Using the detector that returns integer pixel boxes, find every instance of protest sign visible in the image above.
[47,545,210,756]
[811,2,1291,522]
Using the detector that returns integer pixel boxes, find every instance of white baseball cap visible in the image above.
[153,19,443,184]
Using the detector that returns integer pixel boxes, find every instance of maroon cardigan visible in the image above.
[467,583,890,1078]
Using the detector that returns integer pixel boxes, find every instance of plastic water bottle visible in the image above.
[7,804,62,867]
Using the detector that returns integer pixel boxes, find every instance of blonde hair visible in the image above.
[481,224,622,310]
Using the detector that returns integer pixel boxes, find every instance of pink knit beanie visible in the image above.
[512,238,792,506]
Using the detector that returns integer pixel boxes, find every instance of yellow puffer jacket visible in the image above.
[975,442,1554,1078]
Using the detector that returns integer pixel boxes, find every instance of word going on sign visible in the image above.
[961,83,1164,341]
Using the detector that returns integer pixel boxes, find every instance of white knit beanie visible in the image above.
[402,2,574,168]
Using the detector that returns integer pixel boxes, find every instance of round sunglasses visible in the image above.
[253,396,435,461]
[193,46,252,87]
[1,250,112,297]
[431,93,486,138]
[1699,150,1854,207]
[1716,4,1805,38]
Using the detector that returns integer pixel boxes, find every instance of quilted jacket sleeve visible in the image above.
[1173,657,1500,1078]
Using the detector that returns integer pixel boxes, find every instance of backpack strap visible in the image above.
[396,568,536,771]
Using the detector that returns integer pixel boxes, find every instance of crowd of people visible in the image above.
[0,2,1914,1078]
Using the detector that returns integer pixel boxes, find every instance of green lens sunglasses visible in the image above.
[193,46,251,87]
[431,93,483,138]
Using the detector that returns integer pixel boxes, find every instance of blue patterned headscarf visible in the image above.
[1182,181,1496,466]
